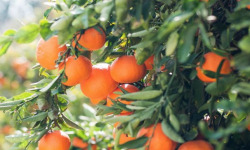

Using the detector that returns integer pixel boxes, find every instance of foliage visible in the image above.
[0,0,250,149]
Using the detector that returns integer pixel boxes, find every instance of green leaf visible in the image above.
[40,75,61,93]
[0,41,12,57]
[118,136,148,149]
[177,24,198,63]
[169,113,180,132]
[231,82,250,95]
[40,19,54,40]
[0,105,16,110]
[98,0,114,22]
[135,48,154,65]
[4,29,17,36]
[0,35,12,45]
[14,24,40,43]
[104,115,134,124]
[183,128,198,141]
[119,90,162,100]
[157,12,194,40]
[128,27,157,37]
[198,23,212,49]
[5,133,34,143]
[115,0,128,23]
[51,16,74,31]
[238,35,250,53]
[0,100,24,107]
[44,7,53,18]
[192,79,205,108]
[22,112,48,122]
[166,31,179,56]
[82,103,96,119]
[161,120,185,143]
[205,76,236,96]
[235,0,250,11]
[62,114,84,130]
[72,8,98,30]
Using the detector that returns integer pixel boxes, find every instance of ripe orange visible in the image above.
[72,137,88,149]
[38,130,71,150]
[144,55,166,71]
[36,36,67,70]
[246,116,250,131]
[196,52,231,83]
[89,97,106,105]
[178,140,214,150]
[137,123,177,150]
[80,63,118,104]
[72,26,106,51]
[110,55,146,83]
[11,57,30,79]
[59,55,92,86]
[144,55,154,70]
[107,84,139,114]
[0,125,14,135]
[0,72,6,86]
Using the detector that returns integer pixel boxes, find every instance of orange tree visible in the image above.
[0,0,250,149]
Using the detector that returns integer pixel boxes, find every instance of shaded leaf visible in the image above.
[14,24,39,43]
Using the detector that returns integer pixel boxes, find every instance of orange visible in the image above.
[144,55,154,70]
[144,55,166,71]
[72,137,88,149]
[38,130,71,150]
[11,57,30,79]
[196,52,231,83]
[113,129,136,145]
[107,84,139,114]
[110,55,146,83]
[178,140,214,150]
[36,36,67,70]
[246,116,250,131]
[80,63,118,104]
[59,55,92,86]
[0,72,5,86]
[72,26,106,51]
[91,144,97,150]
[89,97,106,105]
[137,123,177,150]
[247,5,250,9]
[1,125,14,135]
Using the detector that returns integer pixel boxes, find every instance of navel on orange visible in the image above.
[196,52,231,83]
[60,55,92,86]
[110,55,146,83]
[36,36,67,70]
[72,26,106,51]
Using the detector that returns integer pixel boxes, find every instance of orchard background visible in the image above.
[0,0,250,150]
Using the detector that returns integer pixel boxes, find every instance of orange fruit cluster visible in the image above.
[35,26,107,93]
